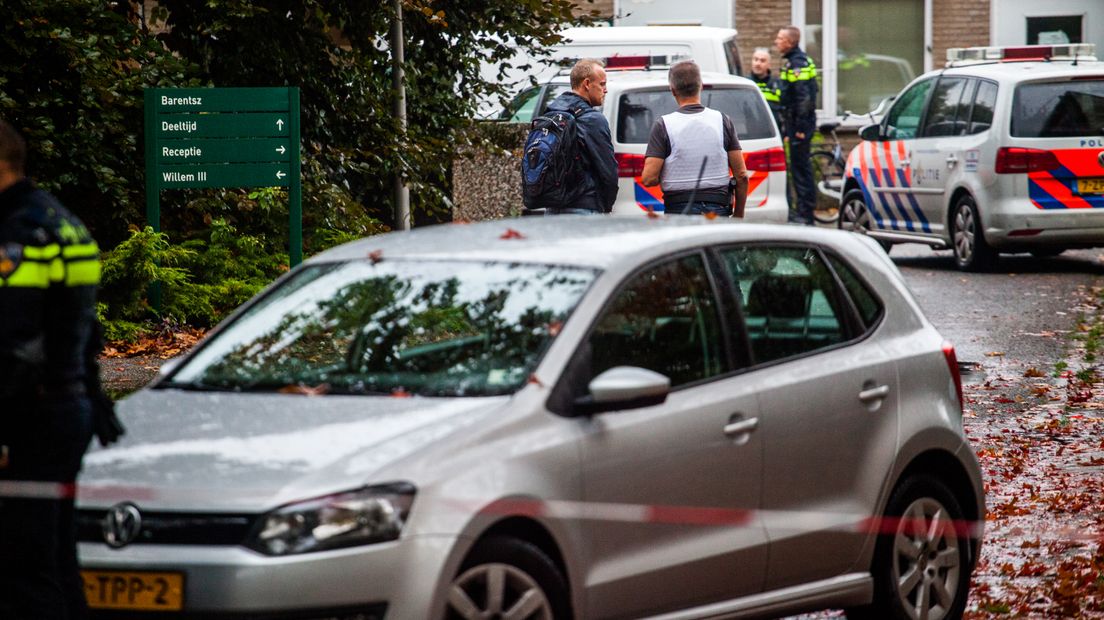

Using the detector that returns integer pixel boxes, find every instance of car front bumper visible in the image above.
[80,534,458,618]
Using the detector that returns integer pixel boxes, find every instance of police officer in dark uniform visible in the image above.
[775,25,819,225]
[0,119,105,619]
[749,47,784,131]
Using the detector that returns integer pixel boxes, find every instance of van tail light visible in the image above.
[942,341,964,410]
[994,147,1060,174]
[616,153,646,177]
[745,147,787,172]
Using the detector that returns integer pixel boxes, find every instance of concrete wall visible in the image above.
[452,124,528,221]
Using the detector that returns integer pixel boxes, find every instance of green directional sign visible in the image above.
[145,87,302,271]
[157,138,291,164]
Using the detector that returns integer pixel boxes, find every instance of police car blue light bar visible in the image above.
[947,43,1096,66]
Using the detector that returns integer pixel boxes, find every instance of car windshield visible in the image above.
[1011,78,1104,137]
[617,86,776,143]
[166,260,598,396]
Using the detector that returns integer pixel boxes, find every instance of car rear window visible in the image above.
[617,86,776,144]
[1011,78,1104,137]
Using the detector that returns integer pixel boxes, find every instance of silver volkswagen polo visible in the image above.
[77,217,983,620]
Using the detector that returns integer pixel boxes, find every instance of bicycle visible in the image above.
[809,120,847,224]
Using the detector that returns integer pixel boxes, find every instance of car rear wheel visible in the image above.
[446,536,570,620]
[840,189,891,253]
[951,195,995,272]
[847,475,971,620]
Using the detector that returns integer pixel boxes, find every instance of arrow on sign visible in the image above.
[276,145,286,154]
[276,119,285,130]
[276,170,286,179]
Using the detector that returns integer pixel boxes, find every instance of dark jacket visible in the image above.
[546,91,618,212]
[750,70,784,133]
[0,178,103,484]
[780,46,819,140]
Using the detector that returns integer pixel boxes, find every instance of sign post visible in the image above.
[144,87,302,266]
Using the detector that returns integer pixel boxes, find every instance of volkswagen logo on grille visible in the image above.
[103,502,142,548]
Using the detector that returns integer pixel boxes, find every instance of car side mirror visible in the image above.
[859,124,882,141]
[573,366,670,415]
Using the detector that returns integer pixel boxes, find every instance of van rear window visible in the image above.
[1011,79,1104,137]
[617,87,776,143]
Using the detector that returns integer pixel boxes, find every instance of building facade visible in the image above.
[597,0,1101,120]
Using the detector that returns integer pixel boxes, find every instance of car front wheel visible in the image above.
[446,536,570,620]
[848,474,972,620]
[951,195,995,271]
[840,189,891,253]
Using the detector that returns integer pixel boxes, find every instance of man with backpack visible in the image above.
[521,59,617,214]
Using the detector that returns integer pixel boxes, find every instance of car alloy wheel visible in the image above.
[951,195,995,271]
[839,189,873,234]
[448,562,553,620]
[840,189,891,252]
[446,536,569,620]
[890,497,962,620]
[850,474,972,620]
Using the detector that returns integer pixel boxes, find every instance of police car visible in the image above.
[506,60,789,222]
[838,43,1104,270]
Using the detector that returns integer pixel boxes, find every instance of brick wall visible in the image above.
[734,0,792,75]
[574,0,614,20]
[932,0,990,67]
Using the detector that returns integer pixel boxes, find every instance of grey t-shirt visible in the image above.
[645,104,741,205]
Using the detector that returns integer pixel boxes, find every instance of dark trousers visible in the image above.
[665,201,732,216]
[0,395,93,620]
[788,137,815,224]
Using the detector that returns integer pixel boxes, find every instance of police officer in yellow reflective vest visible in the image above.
[749,47,783,132]
[0,119,102,619]
[775,25,819,225]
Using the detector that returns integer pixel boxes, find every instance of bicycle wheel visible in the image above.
[810,151,844,224]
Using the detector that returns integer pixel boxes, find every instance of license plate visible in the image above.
[1077,178,1104,194]
[82,570,184,611]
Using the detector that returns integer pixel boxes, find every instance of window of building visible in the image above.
[799,0,926,118]
[1027,15,1083,45]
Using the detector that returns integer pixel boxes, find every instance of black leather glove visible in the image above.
[90,389,124,447]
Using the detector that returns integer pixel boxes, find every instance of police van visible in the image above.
[838,43,1104,270]
[505,59,789,222]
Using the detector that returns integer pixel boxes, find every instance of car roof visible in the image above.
[559,26,737,44]
[311,217,872,272]
[932,60,1104,83]
[548,69,755,90]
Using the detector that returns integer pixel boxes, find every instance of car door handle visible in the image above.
[724,416,759,437]
[858,384,890,403]
[945,155,959,167]
[900,159,911,166]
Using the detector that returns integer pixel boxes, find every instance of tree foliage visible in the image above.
[1,0,591,335]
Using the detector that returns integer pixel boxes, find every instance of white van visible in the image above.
[482,26,743,119]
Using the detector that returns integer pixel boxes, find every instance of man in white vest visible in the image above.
[640,60,748,217]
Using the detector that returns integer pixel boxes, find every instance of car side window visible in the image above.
[826,254,884,329]
[969,80,997,134]
[922,77,971,137]
[721,247,849,365]
[884,78,933,140]
[502,87,541,123]
[725,38,743,75]
[587,254,726,387]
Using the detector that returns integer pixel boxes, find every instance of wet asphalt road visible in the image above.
[889,244,1104,376]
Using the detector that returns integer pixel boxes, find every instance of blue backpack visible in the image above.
[521,106,586,210]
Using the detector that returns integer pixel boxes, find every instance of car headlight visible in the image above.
[246,483,415,556]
